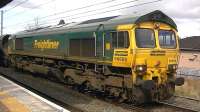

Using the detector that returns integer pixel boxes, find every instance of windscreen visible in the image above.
[158,30,176,48]
[135,29,155,48]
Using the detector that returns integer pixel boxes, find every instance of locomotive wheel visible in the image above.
[3,60,9,67]
[167,82,175,98]
[118,91,128,103]
[64,76,75,85]
[48,69,65,83]
[129,88,145,105]
[78,81,92,93]
[84,81,93,91]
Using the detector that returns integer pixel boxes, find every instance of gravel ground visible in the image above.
[175,78,200,99]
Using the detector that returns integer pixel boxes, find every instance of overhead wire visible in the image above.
[5,0,56,18]
[39,0,140,22]
[38,0,119,21]
[70,0,162,21]
[4,0,29,13]
[5,0,119,27]
[5,0,162,29]
[6,0,139,28]
[37,0,161,27]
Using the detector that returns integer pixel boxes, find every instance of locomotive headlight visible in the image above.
[136,65,147,73]
[138,66,143,71]
[168,64,177,72]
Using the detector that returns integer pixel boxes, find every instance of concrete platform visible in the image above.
[0,75,69,112]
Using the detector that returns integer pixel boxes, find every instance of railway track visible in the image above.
[158,95,200,112]
[177,73,200,78]
[158,101,198,112]
[174,95,200,102]
[0,67,199,112]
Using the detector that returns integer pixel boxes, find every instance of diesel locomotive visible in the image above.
[0,10,184,104]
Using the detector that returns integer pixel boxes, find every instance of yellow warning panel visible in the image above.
[106,43,110,50]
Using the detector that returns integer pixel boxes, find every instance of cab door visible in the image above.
[111,24,134,68]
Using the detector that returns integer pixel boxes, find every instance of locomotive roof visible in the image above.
[15,10,177,38]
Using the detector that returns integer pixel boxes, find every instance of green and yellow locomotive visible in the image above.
[4,10,184,104]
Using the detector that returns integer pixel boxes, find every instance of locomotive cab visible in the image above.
[112,11,184,102]
[133,22,184,100]
[134,22,179,84]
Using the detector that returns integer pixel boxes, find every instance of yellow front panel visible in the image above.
[134,22,179,84]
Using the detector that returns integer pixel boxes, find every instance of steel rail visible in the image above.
[174,95,200,102]
[177,73,200,78]
[158,101,199,112]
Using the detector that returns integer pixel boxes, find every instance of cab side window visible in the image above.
[111,31,129,49]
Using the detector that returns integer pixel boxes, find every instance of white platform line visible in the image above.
[0,76,70,112]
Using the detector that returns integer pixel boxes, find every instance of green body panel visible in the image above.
[22,34,66,56]
[12,30,114,63]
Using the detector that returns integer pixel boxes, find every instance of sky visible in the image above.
[1,0,200,38]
